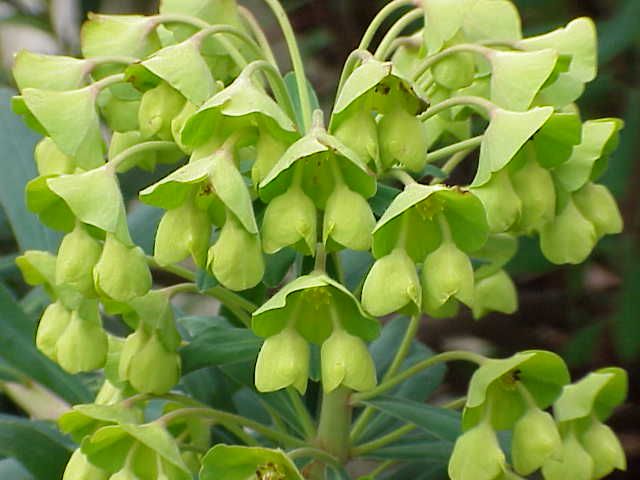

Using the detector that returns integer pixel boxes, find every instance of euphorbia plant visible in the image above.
[11,0,628,478]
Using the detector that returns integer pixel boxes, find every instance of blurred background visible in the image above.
[0,0,638,478]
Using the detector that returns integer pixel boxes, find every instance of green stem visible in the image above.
[90,73,125,94]
[429,149,475,185]
[351,315,420,442]
[89,56,138,68]
[156,407,305,447]
[287,387,317,440]
[238,5,279,67]
[412,43,493,81]
[389,169,417,186]
[368,459,396,478]
[206,286,258,313]
[441,396,467,410]
[191,24,264,60]
[241,60,296,120]
[352,424,416,457]
[315,387,352,462]
[314,242,327,271]
[330,252,346,285]
[287,448,342,469]
[418,96,496,122]
[374,9,423,60]
[334,49,373,104]
[263,0,312,132]
[146,256,196,282]
[106,141,178,172]
[358,0,417,51]
[159,282,198,297]
[352,350,487,403]
[425,135,483,164]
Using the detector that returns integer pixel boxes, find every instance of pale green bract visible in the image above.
[10,0,627,479]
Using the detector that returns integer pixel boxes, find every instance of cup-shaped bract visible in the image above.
[56,300,108,373]
[181,73,297,149]
[581,420,626,478]
[532,112,583,169]
[472,107,553,187]
[93,233,152,302]
[34,137,74,176]
[509,145,556,233]
[18,86,105,169]
[207,213,264,291]
[36,301,72,361]
[98,90,141,134]
[254,328,309,394]
[199,445,304,480]
[123,331,181,395]
[126,38,214,107]
[261,185,316,255]
[541,432,594,480]
[138,82,186,141]
[154,197,211,267]
[56,223,102,297]
[471,269,517,319]
[372,184,489,263]
[63,449,109,480]
[321,328,376,393]
[80,14,160,60]
[379,106,429,172]
[323,184,375,251]
[362,248,421,317]
[448,422,506,480]
[82,423,190,479]
[258,127,376,211]
[573,183,623,239]
[252,272,379,344]
[461,0,522,44]
[332,101,379,167]
[471,169,521,233]
[511,408,562,476]
[13,51,89,91]
[553,367,627,424]
[421,240,474,313]
[539,197,597,265]
[463,350,570,430]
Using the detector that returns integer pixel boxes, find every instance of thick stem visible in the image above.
[315,387,352,463]
[352,350,486,403]
[374,9,423,60]
[263,0,312,132]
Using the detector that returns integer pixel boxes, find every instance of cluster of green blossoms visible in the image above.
[11,0,627,478]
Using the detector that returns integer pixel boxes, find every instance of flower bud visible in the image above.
[323,184,375,251]
[63,449,109,480]
[56,301,108,373]
[471,170,521,233]
[378,107,428,172]
[581,420,626,478]
[118,327,148,382]
[56,224,102,297]
[35,137,73,176]
[541,432,594,480]
[422,241,474,312]
[362,248,421,316]
[448,422,506,480]
[540,198,597,265]
[573,183,623,238]
[510,155,556,233]
[126,333,181,395]
[154,199,211,268]
[36,301,71,361]
[333,106,379,166]
[138,82,185,141]
[321,329,376,393]
[512,408,562,475]
[471,270,517,320]
[252,132,288,187]
[208,214,265,291]
[94,233,152,302]
[261,186,316,255]
[171,101,198,152]
[255,328,309,394]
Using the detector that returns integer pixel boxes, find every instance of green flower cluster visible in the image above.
[10,0,629,478]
